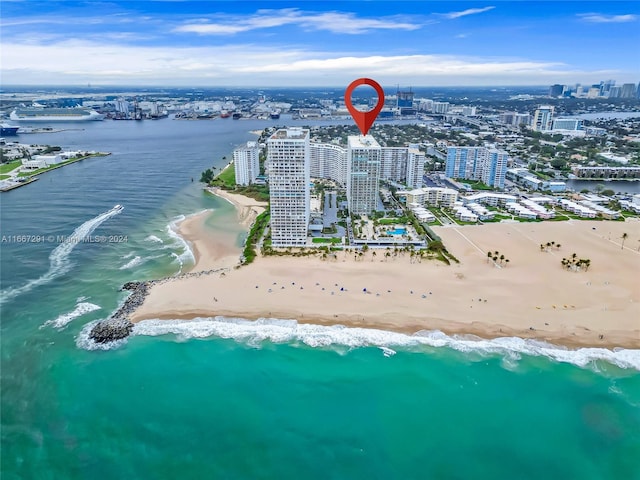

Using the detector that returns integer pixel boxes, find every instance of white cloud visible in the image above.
[578,13,638,23]
[173,8,422,35]
[442,7,495,20]
[1,39,627,86]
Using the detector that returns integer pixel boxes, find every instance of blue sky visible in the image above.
[1,1,639,86]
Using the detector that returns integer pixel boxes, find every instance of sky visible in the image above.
[1,1,639,87]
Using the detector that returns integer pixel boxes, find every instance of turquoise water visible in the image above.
[2,119,640,479]
[389,228,407,235]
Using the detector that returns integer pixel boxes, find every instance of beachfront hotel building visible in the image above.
[233,141,260,186]
[267,128,310,247]
[445,146,508,189]
[347,135,381,215]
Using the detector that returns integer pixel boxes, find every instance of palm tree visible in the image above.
[621,232,628,250]
[488,251,493,262]
[583,259,591,271]
[492,255,498,263]
[540,244,545,252]
[556,243,561,250]
[505,259,510,266]
[546,242,551,251]
[499,254,505,264]
[371,251,377,262]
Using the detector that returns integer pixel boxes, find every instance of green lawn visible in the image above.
[0,161,21,174]
[312,237,341,244]
[378,217,408,225]
[215,164,236,188]
[0,174,10,180]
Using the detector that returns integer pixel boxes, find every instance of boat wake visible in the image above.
[0,205,123,306]
[78,316,640,370]
[42,302,101,329]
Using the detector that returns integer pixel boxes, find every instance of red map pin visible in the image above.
[344,78,385,136]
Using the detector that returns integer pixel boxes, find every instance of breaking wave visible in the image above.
[119,255,143,270]
[145,235,163,244]
[114,317,640,370]
[43,302,101,329]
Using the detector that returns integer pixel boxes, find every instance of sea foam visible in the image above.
[0,205,123,306]
[122,317,640,371]
[144,235,163,244]
[43,302,101,329]
[75,319,129,351]
[119,255,143,270]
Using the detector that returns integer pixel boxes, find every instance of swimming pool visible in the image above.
[388,228,407,235]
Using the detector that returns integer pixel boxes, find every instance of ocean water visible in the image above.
[1,118,640,479]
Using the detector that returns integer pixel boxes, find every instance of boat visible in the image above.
[10,107,104,122]
[219,111,231,118]
[0,123,20,135]
[232,112,242,120]
[270,111,281,120]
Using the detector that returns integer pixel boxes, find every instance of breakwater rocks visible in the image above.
[89,281,148,343]
[89,268,230,344]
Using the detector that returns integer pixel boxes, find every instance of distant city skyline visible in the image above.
[1,1,639,87]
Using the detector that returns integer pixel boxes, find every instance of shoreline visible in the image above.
[119,184,640,350]
[128,212,640,349]
[205,186,267,228]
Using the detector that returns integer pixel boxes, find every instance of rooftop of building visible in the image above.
[348,135,381,149]
[269,127,309,140]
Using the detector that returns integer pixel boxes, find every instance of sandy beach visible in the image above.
[134,202,640,348]
[206,187,267,227]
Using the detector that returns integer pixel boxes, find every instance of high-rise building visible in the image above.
[267,128,310,247]
[309,143,347,185]
[347,135,381,215]
[620,83,638,99]
[446,146,508,189]
[433,102,450,114]
[532,105,554,131]
[552,118,583,131]
[379,147,407,184]
[233,141,260,186]
[397,89,414,108]
[445,146,484,180]
[406,147,426,189]
[514,113,531,127]
[482,149,508,189]
[549,84,564,97]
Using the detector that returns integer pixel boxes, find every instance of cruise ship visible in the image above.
[10,107,104,122]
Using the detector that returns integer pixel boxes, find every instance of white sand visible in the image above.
[132,210,640,348]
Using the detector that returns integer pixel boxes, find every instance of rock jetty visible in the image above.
[89,281,148,343]
[89,267,230,344]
